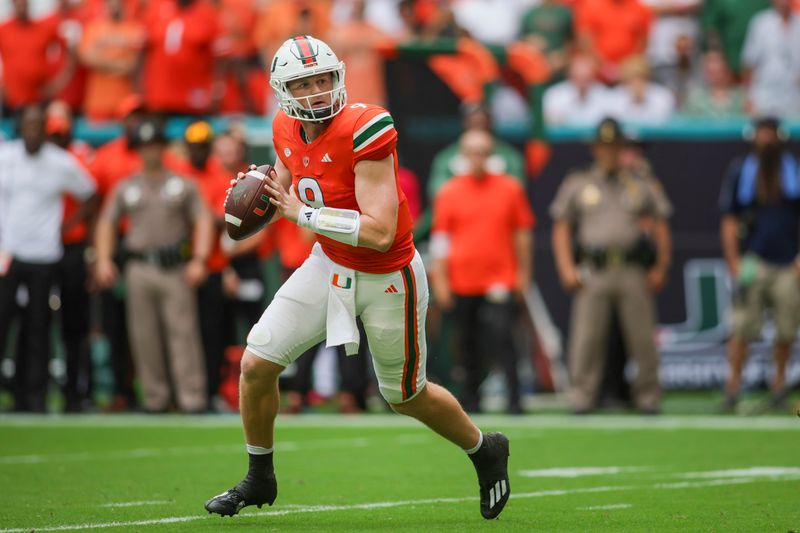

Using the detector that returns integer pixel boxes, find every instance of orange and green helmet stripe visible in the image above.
[292,35,317,66]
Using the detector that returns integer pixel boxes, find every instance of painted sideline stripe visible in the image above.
[579,503,633,511]
[100,501,170,508]
[0,437,373,465]
[677,467,800,478]
[2,413,798,430]
[2,475,799,532]
[519,467,649,478]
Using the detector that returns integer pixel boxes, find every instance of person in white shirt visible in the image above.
[543,54,614,126]
[0,105,96,412]
[608,55,676,124]
[451,0,534,46]
[741,0,800,118]
[642,1,701,76]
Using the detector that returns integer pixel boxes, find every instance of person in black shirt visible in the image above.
[718,117,800,413]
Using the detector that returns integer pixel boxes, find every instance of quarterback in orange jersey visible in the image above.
[205,35,511,521]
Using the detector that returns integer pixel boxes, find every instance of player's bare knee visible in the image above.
[240,351,284,385]
[389,401,412,416]
[389,388,428,416]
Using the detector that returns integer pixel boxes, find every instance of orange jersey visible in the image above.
[272,104,415,274]
[62,141,96,245]
[142,0,224,114]
[433,173,535,296]
[273,217,315,271]
[0,15,60,108]
[91,137,142,199]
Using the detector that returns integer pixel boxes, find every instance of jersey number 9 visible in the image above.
[297,177,326,208]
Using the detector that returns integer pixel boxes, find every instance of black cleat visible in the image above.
[469,432,510,519]
[204,472,277,517]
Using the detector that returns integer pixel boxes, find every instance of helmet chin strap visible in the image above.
[299,104,334,121]
[289,90,344,122]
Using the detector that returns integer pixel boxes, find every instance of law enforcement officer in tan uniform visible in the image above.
[94,119,214,413]
[550,118,673,414]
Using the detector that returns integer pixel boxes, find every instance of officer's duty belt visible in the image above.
[126,247,189,269]
[579,248,639,269]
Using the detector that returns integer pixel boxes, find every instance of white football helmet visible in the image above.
[269,35,347,122]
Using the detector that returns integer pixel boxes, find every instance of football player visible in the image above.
[204,35,511,520]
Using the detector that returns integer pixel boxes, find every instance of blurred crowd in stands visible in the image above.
[1,0,799,415]
[1,0,799,123]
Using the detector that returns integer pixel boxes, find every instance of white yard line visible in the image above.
[578,503,633,511]
[2,475,799,533]
[0,435,404,465]
[676,467,800,478]
[519,467,649,478]
[100,501,171,508]
[1,413,798,430]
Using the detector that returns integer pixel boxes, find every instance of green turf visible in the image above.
[1,414,799,532]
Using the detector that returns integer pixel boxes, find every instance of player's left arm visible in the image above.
[352,155,398,252]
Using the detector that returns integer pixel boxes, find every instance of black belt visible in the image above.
[126,247,189,269]
[580,249,633,269]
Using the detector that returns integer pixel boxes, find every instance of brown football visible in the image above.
[224,164,277,241]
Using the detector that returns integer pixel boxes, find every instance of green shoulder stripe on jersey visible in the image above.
[353,113,394,153]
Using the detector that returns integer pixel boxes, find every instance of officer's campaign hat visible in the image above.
[593,117,627,145]
[132,119,168,147]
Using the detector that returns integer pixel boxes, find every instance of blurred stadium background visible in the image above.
[1,0,800,529]
[1,0,799,414]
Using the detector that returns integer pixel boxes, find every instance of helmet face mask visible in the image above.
[270,36,347,122]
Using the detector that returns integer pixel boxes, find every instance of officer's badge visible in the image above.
[163,176,185,199]
[123,185,142,208]
[581,184,601,206]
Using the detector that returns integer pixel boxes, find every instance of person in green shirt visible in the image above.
[418,103,525,240]
[519,0,575,78]
[428,103,526,198]
[681,50,745,118]
[701,0,770,75]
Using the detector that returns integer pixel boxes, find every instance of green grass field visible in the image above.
[1,414,799,532]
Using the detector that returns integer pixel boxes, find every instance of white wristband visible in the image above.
[297,205,360,247]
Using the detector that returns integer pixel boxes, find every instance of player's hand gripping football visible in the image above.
[227,164,257,192]
[262,169,303,224]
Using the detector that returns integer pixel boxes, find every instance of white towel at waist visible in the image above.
[325,260,359,355]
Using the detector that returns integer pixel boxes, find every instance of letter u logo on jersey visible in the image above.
[331,273,352,289]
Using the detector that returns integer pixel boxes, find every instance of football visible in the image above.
[224,164,277,240]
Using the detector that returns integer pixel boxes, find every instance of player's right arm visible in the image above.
[266,156,293,225]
